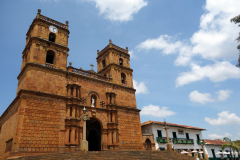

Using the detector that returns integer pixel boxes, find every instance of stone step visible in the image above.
[7,151,197,160]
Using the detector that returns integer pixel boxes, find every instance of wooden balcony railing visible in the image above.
[156,137,167,143]
[197,139,205,145]
[172,138,194,144]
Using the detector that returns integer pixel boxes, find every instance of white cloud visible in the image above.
[216,90,232,101]
[136,35,182,54]
[176,61,240,87]
[133,79,148,94]
[136,0,240,86]
[205,111,240,125]
[85,0,148,22]
[136,0,239,65]
[189,90,232,104]
[189,90,215,104]
[208,133,232,140]
[129,50,136,58]
[140,104,176,117]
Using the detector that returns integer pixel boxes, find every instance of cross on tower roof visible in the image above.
[90,64,94,70]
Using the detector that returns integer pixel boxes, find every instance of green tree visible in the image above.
[221,137,239,160]
[230,14,240,67]
[231,14,240,42]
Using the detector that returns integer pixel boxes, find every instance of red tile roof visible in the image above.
[204,139,228,146]
[141,120,206,131]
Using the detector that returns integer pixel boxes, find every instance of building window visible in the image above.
[5,139,13,153]
[121,73,126,84]
[172,132,177,139]
[46,50,55,64]
[196,134,200,141]
[102,60,106,68]
[119,58,123,66]
[186,133,189,139]
[211,149,216,158]
[157,130,162,137]
[49,33,56,42]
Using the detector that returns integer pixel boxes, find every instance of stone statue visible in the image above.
[91,97,95,107]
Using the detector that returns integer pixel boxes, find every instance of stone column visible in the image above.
[78,87,81,99]
[112,112,115,122]
[72,106,76,118]
[113,130,117,144]
[73,85,77,98]
[80,118,88,151]
[76,107,79,118]
[108,130,112,145]
[83,120,86,140]
[108,112,111,122]
[112,94,115,104]
[67,85,71,97]
[65,128,70,144]
[71,128,75,144]
[102,130,108,150]
[66,106,70,118]
[76,129,79,145]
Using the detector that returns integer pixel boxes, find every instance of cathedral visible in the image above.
[0,9,143,158]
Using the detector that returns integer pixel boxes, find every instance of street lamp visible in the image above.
[83,106,86,114]
[199,140,208,160]
[79,106,90,151]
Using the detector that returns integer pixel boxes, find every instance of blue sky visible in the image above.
[0,0,240,140]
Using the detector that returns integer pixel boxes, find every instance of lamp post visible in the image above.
[79,106,90,151]
[199,140,209,160]
[163,119,172,151]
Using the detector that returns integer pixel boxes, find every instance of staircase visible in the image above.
[7,151,196,160]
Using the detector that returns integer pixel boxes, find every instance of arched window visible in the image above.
[49,33,56,42]
[119,58,123,66]
[46,50,55,64]
[102,60,106,68]
[121,73,126,84]
[91,95,97,107]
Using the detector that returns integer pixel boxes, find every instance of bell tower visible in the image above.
[21,9,69,71]
[96,40,133,88]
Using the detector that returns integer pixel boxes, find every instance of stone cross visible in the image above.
[163,119,172,151]
[90,64,94,70]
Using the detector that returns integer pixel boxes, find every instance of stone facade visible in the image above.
[0,10,143,159]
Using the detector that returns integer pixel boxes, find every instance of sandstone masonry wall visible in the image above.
[117,108,142,151]
[18,95,66,152]
[0,101,19,159]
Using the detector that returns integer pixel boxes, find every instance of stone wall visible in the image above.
[0,100,19,159]
[18,94,66,152]
[17,66,67,96]
[117,108,142,151]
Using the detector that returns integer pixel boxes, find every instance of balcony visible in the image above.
[197,139,205,145]
[172,138,194,144]
[156,137,167,143]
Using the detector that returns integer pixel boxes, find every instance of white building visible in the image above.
[141,121,207,157]
[204,139,235,160]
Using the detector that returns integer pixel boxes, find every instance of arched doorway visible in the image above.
[86,118,101,151]
[145,139,152,151]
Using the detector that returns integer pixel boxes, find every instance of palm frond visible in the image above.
[223,137,231,142]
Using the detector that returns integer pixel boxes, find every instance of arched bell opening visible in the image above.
[49,33,56,42]
[46,50,55,64]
